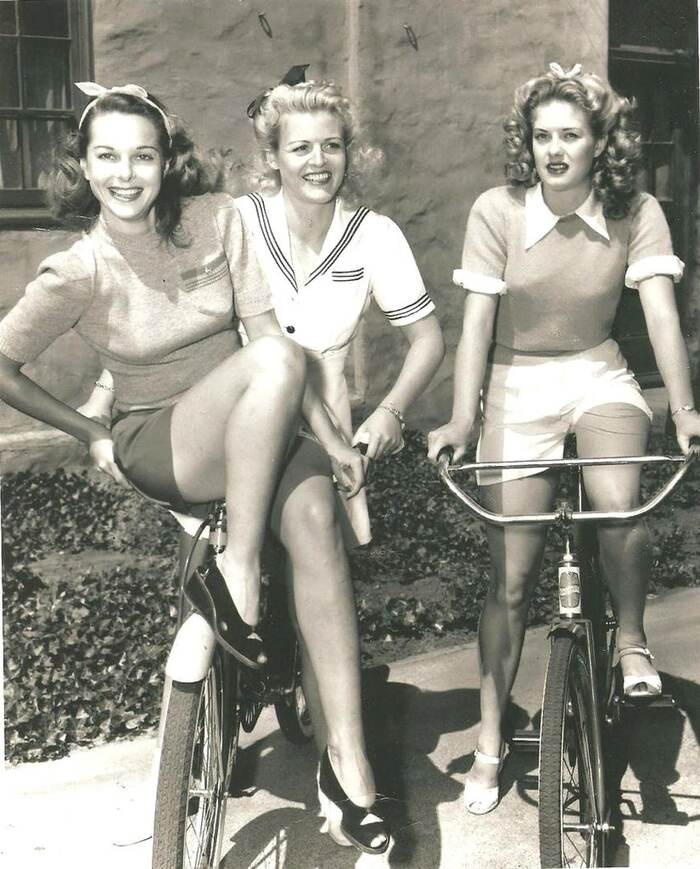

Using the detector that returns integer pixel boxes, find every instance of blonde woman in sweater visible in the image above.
[0,82,389,853]
[428,63,700,815]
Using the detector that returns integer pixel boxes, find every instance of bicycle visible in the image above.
[437,442,697,868]
[151,501,313,869]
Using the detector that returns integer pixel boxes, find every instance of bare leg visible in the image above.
[576,403,657,684]
[270,438,376,809]
[170,336,306,624]
[470,471,557,792]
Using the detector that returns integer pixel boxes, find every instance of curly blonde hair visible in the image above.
[503,66,642,219]
[248,80,383,206]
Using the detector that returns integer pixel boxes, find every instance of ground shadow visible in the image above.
[217,662,528,867]
[506,670,700,868]
[606,670,700,866]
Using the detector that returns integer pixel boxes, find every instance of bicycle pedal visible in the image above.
[619,692,676,710]
[510,729,540,752]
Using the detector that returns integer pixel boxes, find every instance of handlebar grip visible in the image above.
[437,447,454,466]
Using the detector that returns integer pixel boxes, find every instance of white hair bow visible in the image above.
[548,62,583,79]
[75,81,173,142]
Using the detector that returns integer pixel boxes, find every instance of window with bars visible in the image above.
[0,0,92,223]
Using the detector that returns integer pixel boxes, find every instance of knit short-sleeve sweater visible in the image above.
[453,185,682,353]
[0,193,272,412]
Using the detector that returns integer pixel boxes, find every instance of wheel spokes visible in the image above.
[560,671,600,867]
[183,675,226,868]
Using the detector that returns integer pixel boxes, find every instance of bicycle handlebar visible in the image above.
[437,448,698,526]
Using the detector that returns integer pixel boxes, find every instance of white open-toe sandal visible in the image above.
[618,646,662,699]
[464,744,506,815]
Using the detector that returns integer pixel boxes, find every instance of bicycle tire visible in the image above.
[539,634,604,868]
[274,679,314,744]
[152,655,237,869]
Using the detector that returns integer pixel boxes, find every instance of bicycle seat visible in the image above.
[169,500,221,537]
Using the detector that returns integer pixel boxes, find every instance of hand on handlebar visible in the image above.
[327,439,368,498]
[673,410,700,455]
[426,419,479,464]
[353,409,404,460]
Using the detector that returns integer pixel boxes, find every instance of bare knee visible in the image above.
[292,493,342,547]
[585,488,640,514]
[247,335,306,386]
[488,569,534,613]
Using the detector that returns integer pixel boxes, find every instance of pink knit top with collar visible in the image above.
[453,184,683,353]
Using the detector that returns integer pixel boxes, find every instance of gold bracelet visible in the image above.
[671,403,695,418]
[378,404,405,430]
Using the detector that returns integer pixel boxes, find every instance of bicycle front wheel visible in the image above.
[152,653,238,869]
[539,634,604,868]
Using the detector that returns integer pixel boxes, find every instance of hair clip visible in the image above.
[246,64,310,119]
[548,62,583,79]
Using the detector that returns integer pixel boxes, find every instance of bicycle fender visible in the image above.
[547,621,587,642]
[165,612,216,682]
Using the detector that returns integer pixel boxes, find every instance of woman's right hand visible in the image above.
[88,432,131,488]
[426,418,479,464]
[326,439,368,498]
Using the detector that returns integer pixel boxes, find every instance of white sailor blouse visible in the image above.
[235,191,434,352]
[235,190,435,545]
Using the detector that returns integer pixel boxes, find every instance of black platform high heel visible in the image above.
[184,561,266,670]
[317,749,390,855]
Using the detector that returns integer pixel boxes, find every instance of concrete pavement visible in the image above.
[3,587,699,869]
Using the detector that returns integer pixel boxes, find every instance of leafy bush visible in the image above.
[4,560,176,762]
[3,430,698,763]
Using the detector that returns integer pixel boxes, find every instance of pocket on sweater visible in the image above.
[179,252,233,316]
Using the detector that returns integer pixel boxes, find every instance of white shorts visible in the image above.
[477,338,652,486]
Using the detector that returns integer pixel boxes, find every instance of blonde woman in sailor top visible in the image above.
[238,77,443,845]
[239,77,444,547]
[428,64,700,815]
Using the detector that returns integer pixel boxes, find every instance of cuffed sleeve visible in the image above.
[369,215,435,326]
[452,269,506,295]
[625,193,677,291]
[457,188,509,295]
[624,254,685,290]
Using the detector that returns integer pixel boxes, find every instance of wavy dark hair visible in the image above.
[49,90,214,244]
[503,67,642,219]
[249,80,383,206]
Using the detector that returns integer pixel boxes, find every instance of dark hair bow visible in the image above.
[246,64,310,119]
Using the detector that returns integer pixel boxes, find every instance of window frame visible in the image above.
[0,0,93,228]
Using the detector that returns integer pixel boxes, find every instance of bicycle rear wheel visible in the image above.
[539,634,604,868]
[152,652,239,869]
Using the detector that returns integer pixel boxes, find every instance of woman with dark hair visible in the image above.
[428,63,700,815]
[0,82,392,854]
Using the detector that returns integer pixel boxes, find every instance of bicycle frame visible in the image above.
[438,448,697,849]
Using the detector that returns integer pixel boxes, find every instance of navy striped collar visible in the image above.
[245,191,370,291]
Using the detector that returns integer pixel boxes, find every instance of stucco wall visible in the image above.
[0,0,608,465]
